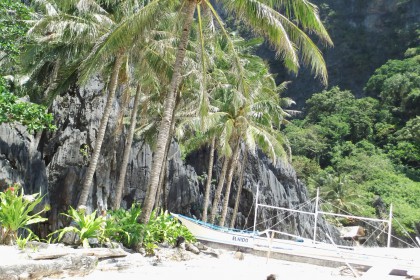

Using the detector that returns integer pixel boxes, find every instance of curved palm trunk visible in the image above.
[209,156,230,224]
[230,150,248,228]
[138,1,197,224]
[202,137,215,222]
[112,84,142,210]
[78,52,125,209]
[219,141,241,227]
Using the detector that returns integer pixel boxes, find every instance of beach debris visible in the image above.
[186,243,200,254]
[233,251,244,260]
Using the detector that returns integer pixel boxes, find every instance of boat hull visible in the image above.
[173,213,420,272]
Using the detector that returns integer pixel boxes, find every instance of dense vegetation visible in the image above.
[284,48,420,234]
[0,0,55,131]
[0,184,193,252]
[0,0,418,245]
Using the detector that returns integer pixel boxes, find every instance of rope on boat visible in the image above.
[243,197,315,234]
[326,234,360,278]
[320,199,419,248]
[394,218,420,248]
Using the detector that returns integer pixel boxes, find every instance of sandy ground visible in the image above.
[44,248,354,280]
[3,242,419,280]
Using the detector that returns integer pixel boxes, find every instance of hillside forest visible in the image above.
[0,0,419,239]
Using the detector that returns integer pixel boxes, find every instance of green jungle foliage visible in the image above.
[0,2,55,132]
[0,183,49,245]
[50,206,194,251]
[0,0,31,73]
[0,78,56,131]
[285,49,420,234]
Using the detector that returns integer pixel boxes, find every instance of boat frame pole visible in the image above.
[387,204,393,248]
[253,184,260,235]
[313,188,320,243]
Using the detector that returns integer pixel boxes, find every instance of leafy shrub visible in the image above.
[105,204,143,248]
[143,210,195,246]
[0,183,48,245]
[0,78,56,132]
[96,206,195,253]
[49,205,195,251]
[49,207,107,248]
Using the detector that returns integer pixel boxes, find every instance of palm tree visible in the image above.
[109,10,179,210]
[75,0,167,209]
[230,150,247,228]
[312,173,361,215]
[139,0,332,224]
[215,48,294,226]
[23,0,113,103]
[112,84,142,209]
[202,136,215,222]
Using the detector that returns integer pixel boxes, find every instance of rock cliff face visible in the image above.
[0,79,340,243]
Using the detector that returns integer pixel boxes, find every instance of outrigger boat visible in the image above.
[172,187,420,277]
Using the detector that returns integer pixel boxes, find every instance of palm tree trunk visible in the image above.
[112,84,142,210]
[202,136,215,222]
[219,140,241,227]
[77,53,125,209]
[138,0,196,224]
[154,161,166,213]
[209,156,230,224]
[154,116,174,212]
[230,150,248,228]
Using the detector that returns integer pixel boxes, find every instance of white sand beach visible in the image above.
[45,248,353,280]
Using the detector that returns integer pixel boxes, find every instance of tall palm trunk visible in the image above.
[138,0,197,224]
[230,151,247,228]
[78,52,125,209]
[219,140,241,227]
[112,84,142,210]
[202,136,215,222]
[154,108,176,212]
[209,156,230,224]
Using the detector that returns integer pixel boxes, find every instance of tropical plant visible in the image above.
[76,0,177,210]
[112,13,180,209]
[144,210,195,247]
[0,78,56,132]
[105,203,143,248]
[0,183,48,245]
[16,232,40,250]
[0,0,31,73]
[49,207,107,248]
[230,150,247,228]
[365,50,420,120]
[23,0,113,103]
[139,0,333,224]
